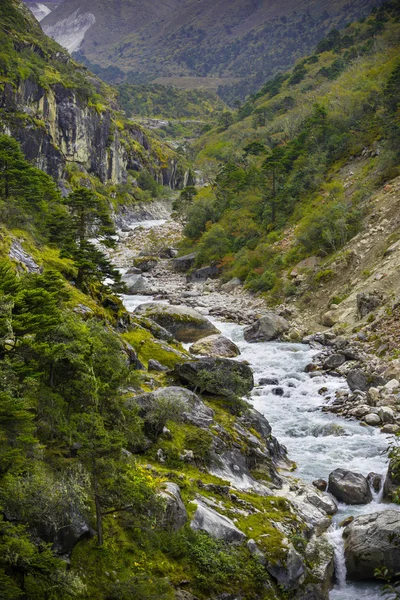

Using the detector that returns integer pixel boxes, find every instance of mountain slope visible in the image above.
[180,0,400,318]
[37,0,384,101]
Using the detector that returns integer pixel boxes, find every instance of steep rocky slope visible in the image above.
[36,0,383,100]
[0,0,187,188]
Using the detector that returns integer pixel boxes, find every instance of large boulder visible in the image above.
[187,265,219,282]
[344,510,400,580]
[328,469,372,505]
[122,273,151,294]
[189,334,240,358]
[383,458,400,501]
[357,291,383,319]
[190,500,246,544]
[134,302,219,343]
[243,313,289,343]
[127,386,214,432]
[174,357,254,397]
[220,278,242,293]
[346,369,369,392]
[172,253,196,272]
[160,482,188,530]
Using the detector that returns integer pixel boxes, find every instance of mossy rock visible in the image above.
[135,302,220,343]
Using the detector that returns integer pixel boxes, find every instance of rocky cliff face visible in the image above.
[0,78,186,187]
[0,0,187,189]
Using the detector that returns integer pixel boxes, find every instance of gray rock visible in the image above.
[266,545,306,592]
[9,240,41,273]
[306,493,337,516]
[247,539,266,565]
[328,469,372,505]
[344,510,400,580]
[52,512,92,556]
[244,313,289,343]
[187,265,219,282]
[347,370,369,392]
[259,377,279,386]
[378,406,395,424]
[190,501,246,544]
[156,386,214,428]
[160,482,188,530]
[220,278,242,293]
[122,274,151,294]
[189,334,240,358]
[148,359,168,372]
[367,473,383,494]
[323,354,345,370]
[135,302,220,343]
[312,479,327,492]
[357,291,383,318]
[172,253,197,272]
[364,413,381,426]
[383,458,400,501]
[174,357,254,397]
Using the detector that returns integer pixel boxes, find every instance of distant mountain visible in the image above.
[24,0,59,21]
[34,0,384,101]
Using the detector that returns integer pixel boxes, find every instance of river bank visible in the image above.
[113,212,400,600]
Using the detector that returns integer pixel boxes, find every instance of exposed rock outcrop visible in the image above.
[174,357,254,397]
[135,303,220,343]
[190,500,246,544]
[344,510,400,580]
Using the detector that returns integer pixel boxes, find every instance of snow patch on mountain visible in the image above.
[43,9,96,53]
[27,2,52,22]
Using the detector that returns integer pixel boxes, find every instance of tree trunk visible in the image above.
[95,494,103,546]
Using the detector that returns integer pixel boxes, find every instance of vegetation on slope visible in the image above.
[41,0,383,102]
[178,1,400,300]
[117,83,226,120]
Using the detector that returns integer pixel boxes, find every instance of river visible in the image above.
[120,222,397,600]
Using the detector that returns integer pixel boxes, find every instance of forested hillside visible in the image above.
[1,1,400,599]
[38,0,384,101]
[181,1,400,302]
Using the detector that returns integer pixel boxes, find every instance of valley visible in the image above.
[0,0,400,599]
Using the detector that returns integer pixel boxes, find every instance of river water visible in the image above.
[121,293,397,600]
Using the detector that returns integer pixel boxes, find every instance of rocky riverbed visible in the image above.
[111,209,400,600]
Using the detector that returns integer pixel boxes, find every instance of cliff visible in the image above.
[0,0,187,188]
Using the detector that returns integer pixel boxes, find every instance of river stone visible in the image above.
[174,357,254,397]
[346,369,369,392]
[363,413,381,426]
[328,468,372,505]
[122,274,151,294]
[323,354,346,370]
[344,510,400,580]
[134,302,220,343]
[160,482,188,530]
[190,501,246,544]
[367,472,383,494]
[378,406,394,424]
[243,313,290,343]
[306,492,338,516]
[172,253,196,272]
[312,479,327,492]
[189,334,240,358]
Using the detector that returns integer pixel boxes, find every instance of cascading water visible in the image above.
[120,232,398,600]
